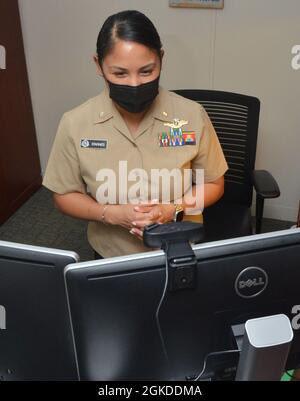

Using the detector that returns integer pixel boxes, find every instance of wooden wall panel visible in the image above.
[0,0,42,224]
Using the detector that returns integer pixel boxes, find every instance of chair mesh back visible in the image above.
[173,90,260,207]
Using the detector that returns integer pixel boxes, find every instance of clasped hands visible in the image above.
[104,201,176,240]
[130,201,177,240]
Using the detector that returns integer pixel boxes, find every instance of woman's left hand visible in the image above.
[129,202,176,240]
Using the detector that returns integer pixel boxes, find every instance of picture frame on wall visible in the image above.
[169,0,224,9]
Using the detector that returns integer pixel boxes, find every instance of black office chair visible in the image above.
[173,89,280,241]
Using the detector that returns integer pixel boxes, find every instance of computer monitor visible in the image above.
[0,240,79,380]
[64,228,300,381]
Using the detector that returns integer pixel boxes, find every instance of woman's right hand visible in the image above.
[103,204,143,231]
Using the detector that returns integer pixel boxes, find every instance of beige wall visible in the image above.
[19,0,300,221]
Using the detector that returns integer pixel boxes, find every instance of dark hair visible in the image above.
[96,10,163,65]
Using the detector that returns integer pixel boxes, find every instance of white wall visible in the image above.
[19,0,300,221]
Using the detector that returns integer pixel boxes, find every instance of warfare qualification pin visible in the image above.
[163,118,188,147]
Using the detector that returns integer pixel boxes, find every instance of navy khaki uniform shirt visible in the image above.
[43,87,228,257]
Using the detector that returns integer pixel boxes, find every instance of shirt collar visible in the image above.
[151,86,175,123]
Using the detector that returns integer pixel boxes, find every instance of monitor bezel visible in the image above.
[64,227,300,277]
[0,240,79,262]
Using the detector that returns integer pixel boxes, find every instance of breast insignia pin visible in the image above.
[163,118,188,147]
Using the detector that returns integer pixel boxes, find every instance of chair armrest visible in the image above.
[252,170,280,199]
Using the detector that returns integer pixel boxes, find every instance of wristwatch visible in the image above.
[173,204,184,222]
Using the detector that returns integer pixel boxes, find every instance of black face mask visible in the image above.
[106,76,160,113]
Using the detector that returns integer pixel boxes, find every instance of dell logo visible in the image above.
[235,267,268,298]
[239,277,265,289]
[0,305,6,330]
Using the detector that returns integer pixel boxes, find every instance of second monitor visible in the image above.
[0,241,79,381]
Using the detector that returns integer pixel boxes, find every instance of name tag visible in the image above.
[81,139,108,149]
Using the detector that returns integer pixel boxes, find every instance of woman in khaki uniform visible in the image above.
[43,10,228,259]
